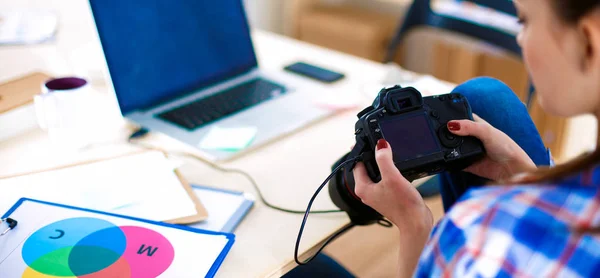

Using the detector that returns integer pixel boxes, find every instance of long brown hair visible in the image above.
[518,0,600,185]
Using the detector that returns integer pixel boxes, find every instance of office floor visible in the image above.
[324,195,444,277]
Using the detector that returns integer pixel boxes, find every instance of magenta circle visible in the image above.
[120,226,175,277]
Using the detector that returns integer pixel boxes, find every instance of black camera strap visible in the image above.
[294,155,361,265]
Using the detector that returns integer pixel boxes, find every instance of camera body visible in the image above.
[329,85,485,224]
[355,85,485,181]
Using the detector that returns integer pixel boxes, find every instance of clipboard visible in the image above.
[0,198,234,278]
[0,150,208,224]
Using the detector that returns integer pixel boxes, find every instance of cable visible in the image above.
[294,156,360,265]
[117,131,361,265]
[125,131,384,265]
[128,140,344,214]
[176,150,344,214]
[295,222,355,265]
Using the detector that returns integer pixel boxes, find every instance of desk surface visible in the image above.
[1,1,437,277]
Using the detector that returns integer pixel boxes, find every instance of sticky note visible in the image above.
[198,126,258,151]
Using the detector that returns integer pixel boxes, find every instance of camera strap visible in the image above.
[294,155,361,265]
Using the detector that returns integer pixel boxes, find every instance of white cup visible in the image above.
[34,77,97,149]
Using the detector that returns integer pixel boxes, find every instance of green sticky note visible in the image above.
[199,126,258,151]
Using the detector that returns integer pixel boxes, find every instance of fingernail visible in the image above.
[376,139,388,150]
[448,122,461,131]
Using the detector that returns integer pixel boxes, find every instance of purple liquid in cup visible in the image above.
[44,77,87,92]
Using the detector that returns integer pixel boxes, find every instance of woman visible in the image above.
[352,0,600,277]
[285,0,600,277]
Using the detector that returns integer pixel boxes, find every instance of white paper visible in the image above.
[188,187,252,232]
[0,151,197,222]
[402,75,456,97]
[312,92,362,111]
[0,10,58,45]
[0,200,230,278]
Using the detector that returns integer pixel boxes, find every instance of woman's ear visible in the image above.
[577,11,600,73]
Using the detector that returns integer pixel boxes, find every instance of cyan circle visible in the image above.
[21,217,122,276]
[69,226,126,276]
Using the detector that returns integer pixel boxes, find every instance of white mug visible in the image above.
[34,77,97,148]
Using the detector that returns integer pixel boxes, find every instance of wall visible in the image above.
[279,0,597,161]
[243,0,287,34]
[244,0,413,36]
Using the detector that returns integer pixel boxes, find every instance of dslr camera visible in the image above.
[328,85,485,225]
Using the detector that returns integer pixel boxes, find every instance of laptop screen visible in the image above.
[88,0,258,114]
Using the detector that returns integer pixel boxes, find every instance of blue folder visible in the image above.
[1,198,235,278]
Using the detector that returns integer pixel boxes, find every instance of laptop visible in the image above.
[87,0,334,161]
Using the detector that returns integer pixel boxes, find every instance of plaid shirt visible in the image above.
[416,165,600,277]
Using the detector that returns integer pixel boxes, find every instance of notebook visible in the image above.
[187,185,254,233]
[0,150,207,224]
[0,198,233,278]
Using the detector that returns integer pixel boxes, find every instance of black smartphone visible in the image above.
[284,62,345,83]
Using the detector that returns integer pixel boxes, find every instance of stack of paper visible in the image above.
[188,185,254,233]
[0,151,198,222]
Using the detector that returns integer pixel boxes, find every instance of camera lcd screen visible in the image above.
[379,114,440,161]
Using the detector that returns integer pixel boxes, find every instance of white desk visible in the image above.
[0,1,434,277]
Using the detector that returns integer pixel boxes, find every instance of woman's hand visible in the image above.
[353,139,433,278]
[353,139,433,231]
[447,114,537,181]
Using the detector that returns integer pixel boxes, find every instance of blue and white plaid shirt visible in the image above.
[416,165,600,277]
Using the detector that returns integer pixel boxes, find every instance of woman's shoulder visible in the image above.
[446,184,598,227]
[448,183,599,229]
[416,184,600,277]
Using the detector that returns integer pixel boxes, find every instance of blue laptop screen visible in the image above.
[88,0,258,114]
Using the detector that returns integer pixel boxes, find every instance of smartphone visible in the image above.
[284,62,345,83]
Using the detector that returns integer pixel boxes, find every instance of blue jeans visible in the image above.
[439,77,552,211]
[283,253,356,278]
[284,77,552,277]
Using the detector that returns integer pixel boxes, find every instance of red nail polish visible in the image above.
[448,122,461,131]
[376,139,388,150]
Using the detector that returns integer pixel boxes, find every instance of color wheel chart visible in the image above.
[20,217,174,277]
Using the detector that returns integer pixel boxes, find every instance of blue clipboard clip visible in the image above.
[0,217,17,235]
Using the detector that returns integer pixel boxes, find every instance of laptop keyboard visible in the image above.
[157,78,287,130]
